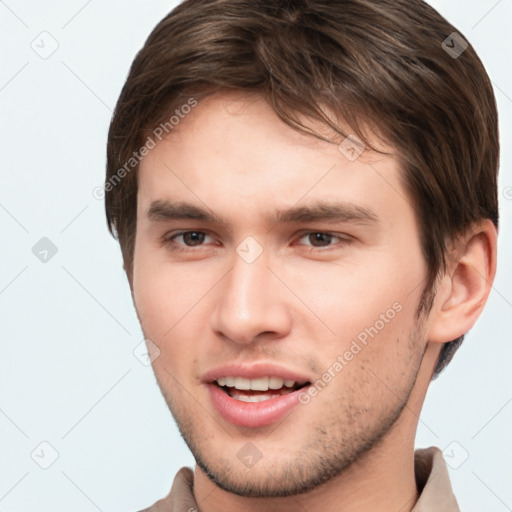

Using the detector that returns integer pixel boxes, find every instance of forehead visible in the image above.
[137,91,409,227]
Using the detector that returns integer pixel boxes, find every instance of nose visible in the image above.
[210,250,293,345]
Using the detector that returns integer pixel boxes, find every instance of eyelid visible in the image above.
[161,229,352,252]
[163,229,216,247]
[294,231,351,247]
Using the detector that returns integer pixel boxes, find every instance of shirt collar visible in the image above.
[412,447,460,511]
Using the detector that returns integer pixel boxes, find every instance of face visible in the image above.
[133,92,430,497]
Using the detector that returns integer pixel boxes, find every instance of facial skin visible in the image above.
[132,91,495,512]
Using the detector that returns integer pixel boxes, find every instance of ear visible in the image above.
[427,220,497,343]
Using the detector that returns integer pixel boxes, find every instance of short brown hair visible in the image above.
[105,0,499,377]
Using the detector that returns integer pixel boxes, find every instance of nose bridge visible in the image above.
[211,248,291,344]
[230,251,270,309]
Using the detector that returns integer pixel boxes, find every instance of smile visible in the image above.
[215,376,308,403]
[207,376,311,427]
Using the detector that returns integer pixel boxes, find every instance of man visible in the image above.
[105,0,499,510]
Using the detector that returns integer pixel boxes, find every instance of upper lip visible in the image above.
[202,362,313,385]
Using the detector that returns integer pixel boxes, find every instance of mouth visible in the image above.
[213,376,310,403]
[205,369,313,427]
[203,364,314,427]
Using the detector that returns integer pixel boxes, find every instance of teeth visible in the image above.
[269,376,284,389]
[215,376,297,391]
[230,393,282,402]
[234,377,251,389]
[250,377,269,391]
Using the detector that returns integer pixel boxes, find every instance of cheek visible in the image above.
[132,243,222,356]
[133,241,190,323]
[283,250,422,343]
[132,258,168,337]
[132,265,199,384]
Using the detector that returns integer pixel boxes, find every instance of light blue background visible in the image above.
[1,1,511,511]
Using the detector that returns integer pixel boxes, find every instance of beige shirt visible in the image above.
[140,446,459,511]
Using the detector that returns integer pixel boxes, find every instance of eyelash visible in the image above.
[162,230,351,252]
[163,231,216,250]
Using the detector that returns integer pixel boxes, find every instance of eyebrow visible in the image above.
[146,200,379,226]
[272,203,379,225]
[148,200,216,222]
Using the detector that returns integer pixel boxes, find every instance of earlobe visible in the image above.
[427,220,497,344]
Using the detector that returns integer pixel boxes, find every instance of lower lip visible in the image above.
[207,383,307,428]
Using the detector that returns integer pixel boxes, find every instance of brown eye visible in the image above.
[162,230,218,254]
[180,232,206,246]
[307,233,336,247]
[167,231,211,247]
